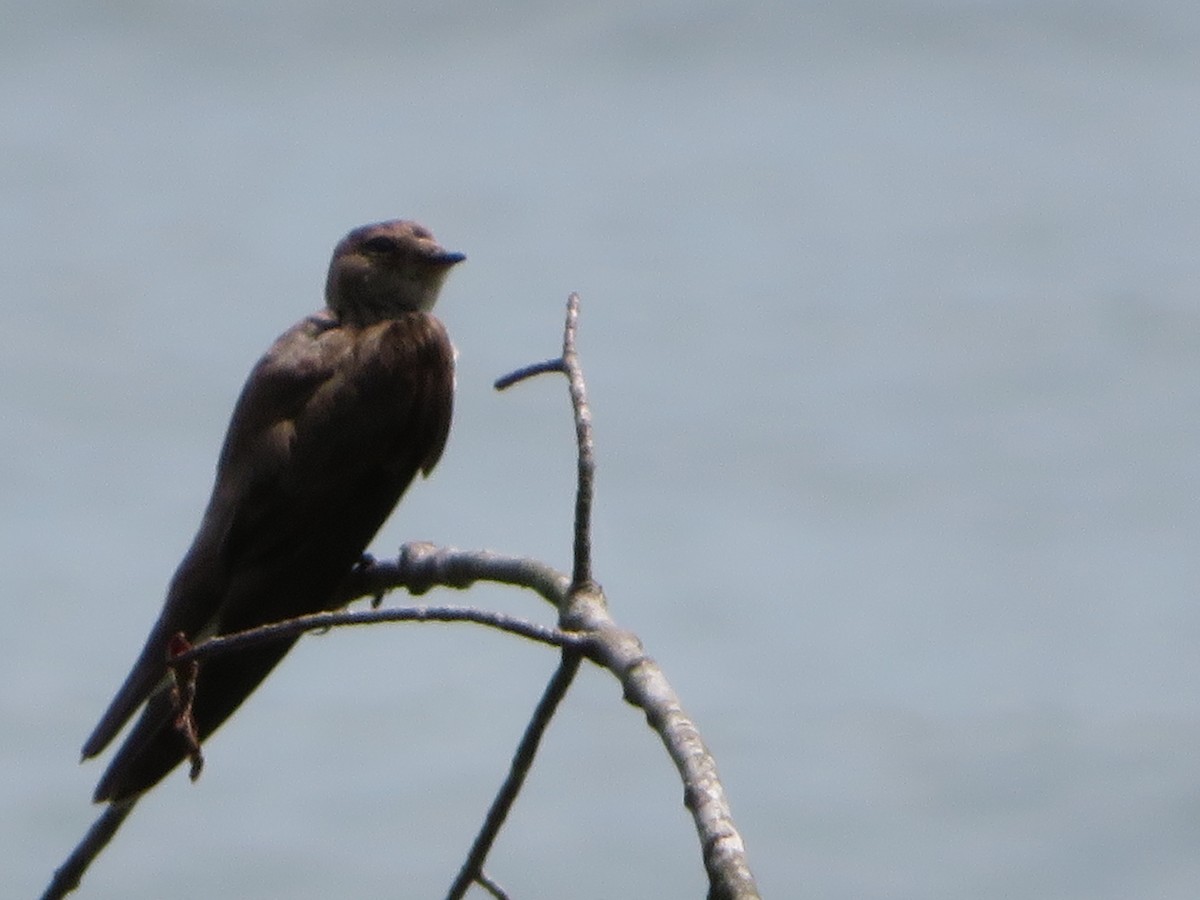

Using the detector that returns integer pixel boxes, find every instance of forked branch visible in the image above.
[452,293,759,898]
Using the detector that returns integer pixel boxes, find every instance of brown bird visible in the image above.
[80,220,463,803]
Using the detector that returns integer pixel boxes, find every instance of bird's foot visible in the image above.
[167,632,205,782]
[352,553,387,608]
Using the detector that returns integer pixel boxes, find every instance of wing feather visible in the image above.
[82,310,453,786]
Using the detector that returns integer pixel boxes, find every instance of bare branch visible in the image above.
[366,541,761,896]
[450,295,600,892]
[493,358,563,389]
[475,871,511,899]
[336,541,569,610]
[562,585,760,899]
[170,601,583,668]
[206,542,761,898]
[559,294,597,591]
[459,294,758,897]
[39,801,136,900]
[494,293,595,590]
[350,544,760,897]
[445,651,582,900]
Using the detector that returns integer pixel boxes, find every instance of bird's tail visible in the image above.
[80,622,173,762]
[91,635,297,803]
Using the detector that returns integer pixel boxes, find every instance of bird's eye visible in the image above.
[361,235,397,254]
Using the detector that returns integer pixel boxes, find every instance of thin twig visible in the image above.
[475,871,510,899]
[445,651,583,900]
[448,295,599,893]
[559,294,596,590]
[494,293,595,591]
[171,603,581,668]
[493,358,563,389]
[39,800,137,900]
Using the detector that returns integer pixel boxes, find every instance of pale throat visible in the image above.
[328,271,447,325]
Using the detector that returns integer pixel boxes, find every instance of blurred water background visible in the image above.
[4,1,1200,897]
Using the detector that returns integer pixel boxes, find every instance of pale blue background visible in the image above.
[5,2,1200,897]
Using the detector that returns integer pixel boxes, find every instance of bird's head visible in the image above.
[325,220,465,325]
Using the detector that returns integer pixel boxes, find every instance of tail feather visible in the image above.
[80,625,171,761]
[91,636,298,803]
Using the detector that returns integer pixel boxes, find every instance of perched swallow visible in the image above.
[80,220,464,803]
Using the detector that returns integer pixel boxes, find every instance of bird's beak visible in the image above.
[432,250,467,268]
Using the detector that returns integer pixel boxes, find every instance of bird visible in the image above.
[80,220,464,804]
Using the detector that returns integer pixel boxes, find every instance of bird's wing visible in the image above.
[80,311,453,764]
[79,315,335,760]
[212,310,455,629]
